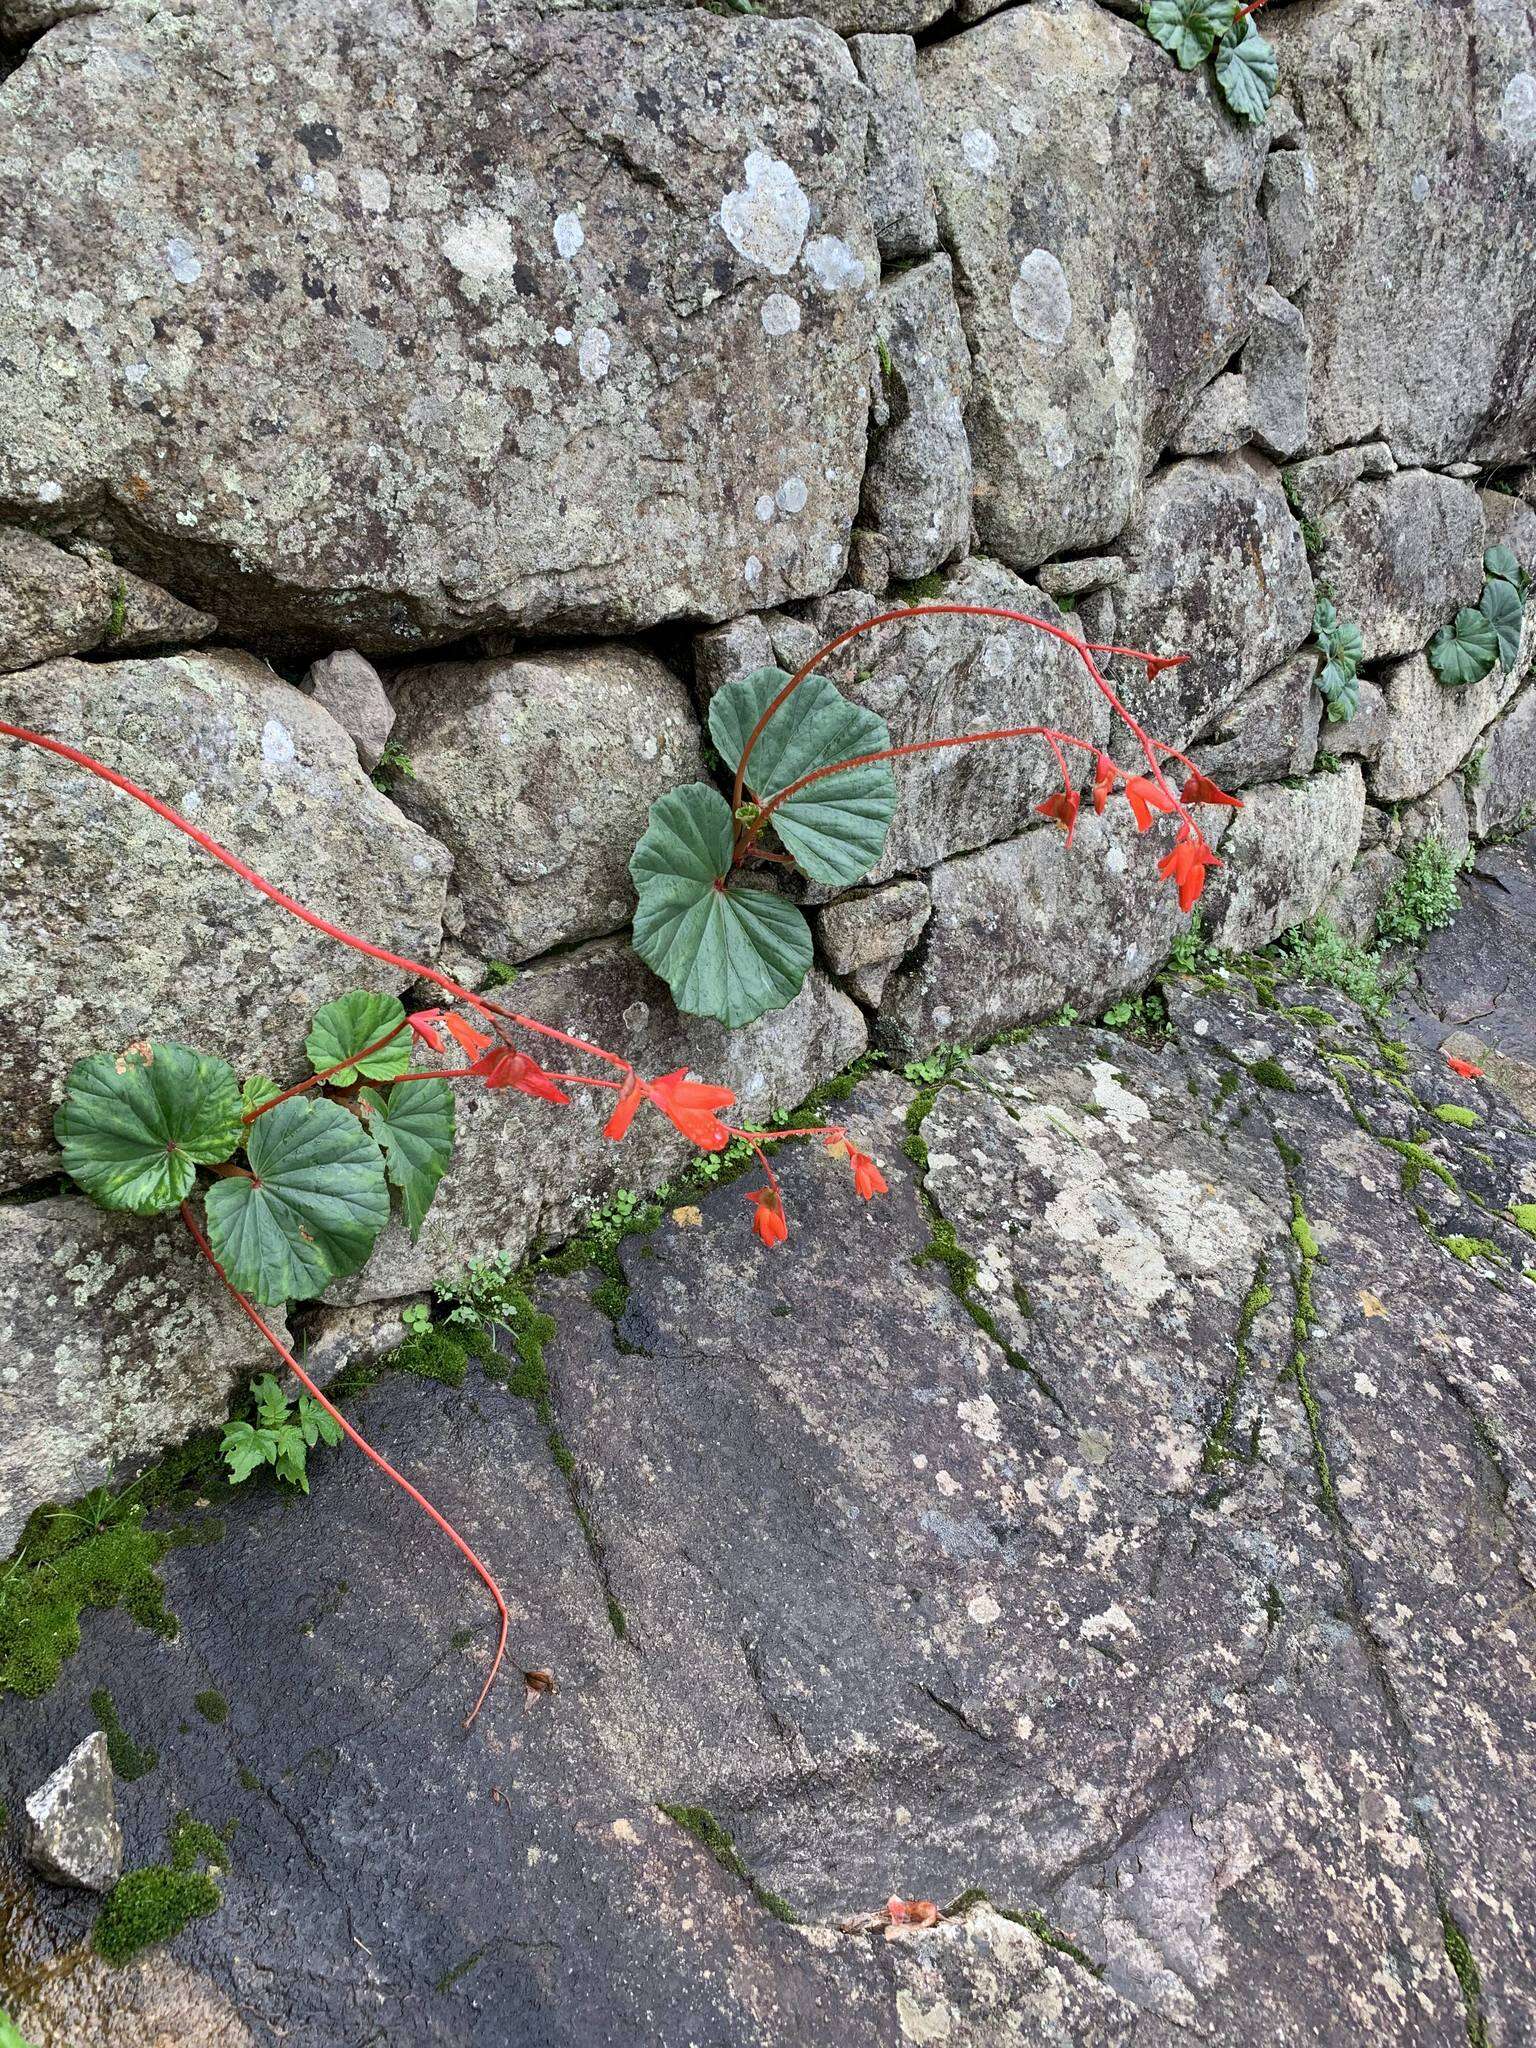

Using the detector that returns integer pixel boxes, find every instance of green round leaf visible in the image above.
[204,1095,389,1304]
[1484,544,1524,591]
[708,666,897,888]
[1214,17,1277,121]
[1479,574,1525,673]
[630,783,814,1028]
[1147,0,1237,69]
[1312,595,1338,644]
[1428,608,1500,688]
[304,991,410,1086]
[55,1043,242,1216]
[360,1078,456,1240]
[1330,621,1364,676]
[1317,660,1360,723]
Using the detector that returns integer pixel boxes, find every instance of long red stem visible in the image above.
[243,1021,410,1122]
[179,1201,509,1726]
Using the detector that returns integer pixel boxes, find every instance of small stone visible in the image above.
[1033,556,1125,601]
[1260,150,1315,296]
[817,881,932,1007]
[693,615,776,702]
[1314,470,1487,662]
[303,650,396,773]
[849,34,937,259]
[1191,652,1322,790]
[861,254,973,581]
[0,528,214,675]
[1243,287,1310,460]
[845,529,892,596]
[22,1732,123,1893]
[1166,374,1251,459]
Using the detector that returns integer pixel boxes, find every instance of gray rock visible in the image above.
[0,5,876,646]
[1405,829,1536,1119]
[1260,148,1315,296]
[0,1199,288,1552]
[1243,287,1309,461]
[1322,845,1400,948]
[1269,0,1536,464]
[920,0,1267,566]
[1393,773,1471,866]
[290,1299,419,1390]
[0,649,448,1186]
[1191,651,1323,791]
[844,528,892,596]
[1108,455,1315,752]
[1468,686,1536,841]
[1314,471,1488,663]
[1033,555,1124,601]
[741,0,949,29]
[1282,441,1397,526]
[815,879,931,1007]
[1482,487,1536,586]
[861,256,973,581]
[1166,373,1251,459]
[1369,652,1527,804]
[386,645,704,966]
[848,34,937,259]
[0,528,215,674]
[755,558,1110,884]
[330,938,867,1302]
[303,650,395,773]
[22,1732,121,1893]
[1201,763,1367,953]
[1332,676,1391,765]
[693,614,777,702]
[878,804,1234,1050]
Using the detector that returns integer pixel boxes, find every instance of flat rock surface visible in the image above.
[4,893,1535,2043]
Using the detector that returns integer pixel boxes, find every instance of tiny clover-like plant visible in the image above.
[1429,546,1528,687]
[1311,595,1364,723]
[1146,0,1276,124]
[631,600,1241,1029]
[222,1373,343,1492]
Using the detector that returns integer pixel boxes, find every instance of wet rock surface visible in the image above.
[6,920,1534,2043]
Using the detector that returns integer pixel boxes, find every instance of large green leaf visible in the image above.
[1214,17,1277,120]
[630,783,814,1028]
[359,1078,455,1239]
[304,991,410,1086]
[1330,621,1364,676]
[1479,574,1525,672]
[1147,0,1237,69]
[708,667,897,887]
[1484,544,1528,596]
[204,1096,389,1304]
[1428,608,1499,688]
[1317,659,1360,724]
[55,1043,242,1216]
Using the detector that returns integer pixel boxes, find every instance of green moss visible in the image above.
[1289,1211,1320,1263]
[1247,1057,1296,1093]
[91,1688,158,1780]
[1202,1258,1272,1473]
[193,1689,228,1725]
[894,572,947,604]
[659,1804,797,1923]
[236,1766,261,1792]
[1271,915,1388,1013]
[1510,1204,1536,1238]
[0,1514,177,1700]
[1433,1104,1481,1128]
[903,1087,937,1171]
[1376,835,1467,949]
[93,1866,221,1964]
[1381,1138,1460,1196]
[1440,1909,1489,2048]
[0,2007,38,2048]
[1214,1067,1243,1108]
[168,1811,230,1873]
[1440,1235,1498,1265]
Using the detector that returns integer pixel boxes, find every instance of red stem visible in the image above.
[243,1021,410,1123]
[179,1200,510,1727]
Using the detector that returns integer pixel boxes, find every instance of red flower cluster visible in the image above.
[1033,756,1239,914]
[603,1066,736,1150]
[1444,1053,1484,1080]
[746,1185,788,1246]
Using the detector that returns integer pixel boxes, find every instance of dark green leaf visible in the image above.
[304,991,410,1086]
[252,1373,290,1428]
[1312,595,1338,644]
[1317,659,1360,723]
[55,1043,242,1216]
[1479,574,1525,672]
[1428,608,1500,688]
[1214,17,1277,120]
[1484,544,1524,592]
[269,1424,310,1492]
[630,783,814,1028]
[204,1096,389,1304]
[1147,0,1237,69]
[359,1078,455,1239]
[708,666,897,887]
[1330,621,1364,676]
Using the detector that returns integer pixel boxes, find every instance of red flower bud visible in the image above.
[1035,787,1080,847]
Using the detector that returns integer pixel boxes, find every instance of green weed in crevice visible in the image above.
[1440,1908,1490,2048]
[1202,1256,1272,1474]
[942,1886,1102,1976]
[658,1803,797,1924]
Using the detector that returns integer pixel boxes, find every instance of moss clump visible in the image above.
[1433,1104,1481,1128]
[1202,1259,1272,1473]
[1,1517,176,1700]
[894,572,947,604]
[1376,836,1466,949]
[1441,1235,1498,1265]
[1440,1910,1489,2048]
[1381,1138,1459,1196]
[193,1689,228,1725]
[1247,1057,1296,1093]
[91,1688,158,1780]
[1290,1210,1320,1262]
[168,1811,230,1873]
[93,1866,221,1964]
[659,1804,797,1924]
[1510,1204,1536,1239]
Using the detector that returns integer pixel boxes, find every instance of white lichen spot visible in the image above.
[553,326,573,347]
[1010,249,1072,347]
[967,1590,1002,1626]
[743,554,764,589]
[775,475,808,515]
[719,151,809,276]
[578,328,611,383]
[1502,71,1536,146]
[755,493,776,523]
[36,480,63,506]
[553,209,585,259]
[960,127,999,174]
[1108,308,1138,383]
[803,234,866,293]
[1087,1060,1151,1139]
[1043,421,1075,470]
[896,1990,954,2044]
[356,168,391,213]
[440,211,515,283]
[935,1468,960,1499]
[611,1817,640,1845]
[165,237,202,286]
[64,290,104,332]
[1081,1601,1134,1640]
[957,1392,1001,1443]
[261,718,296,768]
[760,292,801,336]
[1410,170,1431,204]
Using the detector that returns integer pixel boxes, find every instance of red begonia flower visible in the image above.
[1124,775,1177,833]
[746,1186,788,1246]
[1444,1054,1484,1080]
[407,1008,447,1052]
[1158,828,1220,913]
[1091,753,1119,815]
[444,1012,495,1059]
[886,1898,940,1928]
[470,1047,571,1103]
[603,1067,737,1151]
[1180,770,1242,811]
[1035,787,1080,847]
[848,1146,889,1201]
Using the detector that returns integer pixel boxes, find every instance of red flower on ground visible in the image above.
[603,1067,737,1151]
[1444,1054,1485,1080]
[1158,828,1220,913]
[746,1186,788,1246]
[886,1898,940,1929]
[444,1012,494,1060]
[1091,753,1119,815]
[407,1008,448,1051]
[1035,787,1080,846]
[1180,770,1242,811]
[469,1047,571,1103]
[1123,775,1177,832]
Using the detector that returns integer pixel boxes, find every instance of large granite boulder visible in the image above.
[1190,651,1322,791]
[1313,471,1488,663]
[0,650,448,1186]
[1469,684,1536,839]
[0,1199,286,1553]
[1370,652,1529,804]
[919,0,1268,568]
[1269,0,1536,465]
[0,3,876,647]
[386,645,706,966]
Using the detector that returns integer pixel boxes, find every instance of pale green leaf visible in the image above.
[304,991,410,1086]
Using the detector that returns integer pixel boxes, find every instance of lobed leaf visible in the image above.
[1330,621,1364,676]
[304,991,411,1086]
[1479,574,1524,672]
[1483,544,1527,595]
[55,1043,242,1216]
[360,1078,456,1239]
[1214,17,1277,121]
[1317,660,1360,724]
[1428,608,1500,688]
[1147,0,1238,69]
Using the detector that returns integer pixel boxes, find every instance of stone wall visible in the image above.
[3,0,1536,1543]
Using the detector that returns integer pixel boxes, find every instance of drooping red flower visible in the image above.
[1035,787,1080,847]
[848,1146,889,1201]
[603,1067,737,1151]
[1444,1054,1485,1080]
[1091,753,1119,815]
[1124,775,1177,833]
[1144,653,1187,681]
[1180,770,1242,811]
[470,1047,571,1103]
[444,1012,495,1060]
[886,1897,940,1928]
[746,1185,788,1246]
[1158,828,1220,913]
[407,1008,447,1052]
